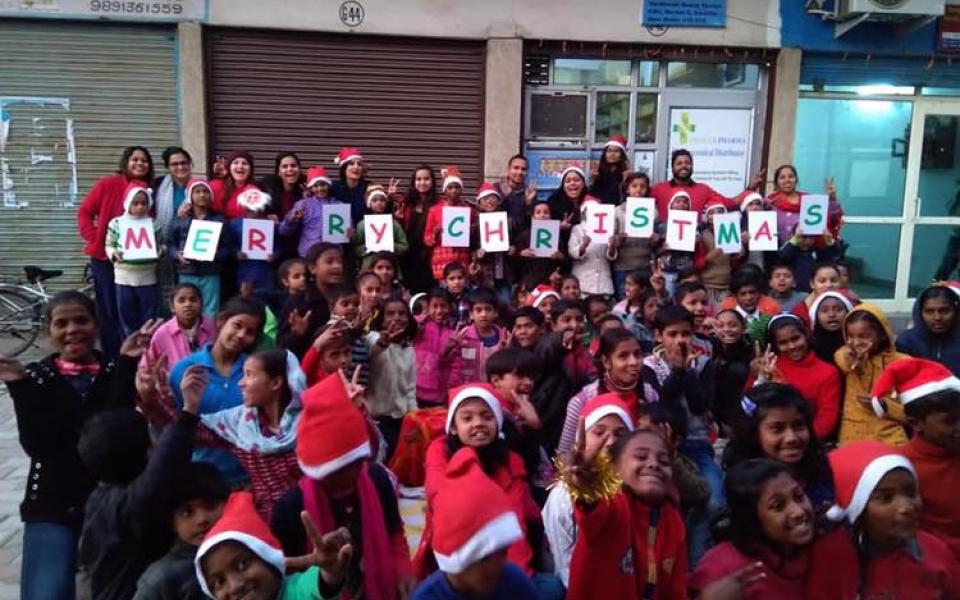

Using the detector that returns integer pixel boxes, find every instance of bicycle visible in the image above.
[0,265,95,357]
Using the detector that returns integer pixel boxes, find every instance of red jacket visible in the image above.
[651,180,749,219]
[902,435,960,561]
[719,294,782,317]
[415,438,539,578]
[691,540,808,600]
[567,493,686,600]
[211,179,259,220]
[806,528,960,600]
[775,351,842,440]
[77,173,145,260]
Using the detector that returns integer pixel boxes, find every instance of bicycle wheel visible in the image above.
[0,287,43,357]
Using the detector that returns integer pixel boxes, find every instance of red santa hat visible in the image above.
[334,146,363,166]
[703,198,727,215]
[668,190,691,209]
[528,284,560,309]
[740,192,764,212]
[306,166,332,187]
[185,179,213,200]
[122,183,153,213]
[476,182,501,202]
[431,448,523,574]
[560,163,586,184]
[938,281,960,302]
[237,188,271,213]
[808,290,855,325]
[296,372,371,480]
[581,393,635,433]
[604,135,628,151]
[825,441,916,525]
[446,383,504,435]
[441,166,463,190]
[365,184,388,208]
[868,357,960,418]
[194,492,285,598]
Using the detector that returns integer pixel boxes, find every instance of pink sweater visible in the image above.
[448,324,506,387]
[139,316,217,370]
[413,320,456,405]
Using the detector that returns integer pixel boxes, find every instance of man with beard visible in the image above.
[652,148,762,216]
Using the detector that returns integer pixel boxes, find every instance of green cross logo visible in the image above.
[673,112,696,145]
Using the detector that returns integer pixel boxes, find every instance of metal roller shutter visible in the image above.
[206,28,485,194]
[801,53,960,89]
[0,20,179,287]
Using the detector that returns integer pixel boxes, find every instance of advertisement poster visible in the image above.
[642,0,726,28]
[941,5,960,54]
[526,149,600,195]
[667,108,753,197]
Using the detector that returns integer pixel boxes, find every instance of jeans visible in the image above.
[179,274,221,316]
[681,439,725,568]
[116,284,158,337]
[612,269,629,301]
[21,522,78,600]
[531,572,566,600]
[90,259,122,357]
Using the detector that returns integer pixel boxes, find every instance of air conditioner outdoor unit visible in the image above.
[838,0,945,18]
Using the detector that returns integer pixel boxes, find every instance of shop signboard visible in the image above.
[0,0,206,21]
[642,0,726,28]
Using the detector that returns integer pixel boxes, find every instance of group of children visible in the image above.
[6,142,960,599]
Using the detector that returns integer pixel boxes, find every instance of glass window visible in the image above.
[595,92,630,141]
[529,93,588,139]
[666,63,759,88]
[637,61,660,87]
[554,59,632,86]
[910,224,960,295]
[842,223,901,299]
[635,94,657,143]
[917,114,960,217]
[794,98,912,217]
[922,87,960,97]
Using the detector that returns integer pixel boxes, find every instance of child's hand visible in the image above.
[313,320,347,350]
[699,562,765,600]
[180,365,208,415]
[512,390,542,430]
[339,365,365,407]
[0,355,26,383]
[701,316,717,335]
[177,203,192,218]
[475,248,486,260]
[113,250,124,262]
[525,183,538,205]
[498,331,513,350]
[468,261,481,277]
[561,212,574,230]
[551,251,564,261]
[236,251,247,260]
[288,309,313,338]
[579,234,592,252]
[387,177,401,196]
[267,214,279,223]
[609,233,623,249]
[755,344,777,381]
[563,420,604,497]
[825,176,836,197]
[119,318,163,359]
[292,208,304,221]
[239,280,255,298]
[285,512,353,586]
[520,248,534,258]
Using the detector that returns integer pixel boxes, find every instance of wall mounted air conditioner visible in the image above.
[838,0,946,18]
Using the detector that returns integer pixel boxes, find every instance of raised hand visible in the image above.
[288,309,313,338]
[825,176,836,197]
[284,513,353,586]
[387,177,401,196]
[180,365,208,415]
[0,355,26,383]
[338,365,365,407]
[749,168,767,191]
[699,562,766,600]
[561,212,574,230]
[119,318,163,359]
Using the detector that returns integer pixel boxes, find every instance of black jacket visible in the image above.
[5,352,138,527]
[79,412,198,600]
[277,288,331,358]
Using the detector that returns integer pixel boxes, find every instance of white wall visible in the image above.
[208,0,781,47]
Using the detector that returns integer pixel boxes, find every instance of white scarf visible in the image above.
[154,174,177,235]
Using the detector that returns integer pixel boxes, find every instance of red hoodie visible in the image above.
[77,173,146,260]
[774,351,842,440]
[567,493,686,600]
[902,435,960,561]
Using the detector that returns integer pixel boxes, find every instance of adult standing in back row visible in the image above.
[651,148,762,217]
[78,146,156,357]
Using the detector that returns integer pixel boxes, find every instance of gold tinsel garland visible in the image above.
[551,451,623,505]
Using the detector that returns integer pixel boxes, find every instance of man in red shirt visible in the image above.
[651,149,761,217]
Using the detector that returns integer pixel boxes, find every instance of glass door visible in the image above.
[900,101,960,309]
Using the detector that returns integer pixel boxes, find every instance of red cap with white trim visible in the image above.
[869,357,960,417]
[825,441,916,525]
[296,373,371,480]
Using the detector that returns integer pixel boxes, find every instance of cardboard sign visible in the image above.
[583,203,616,245]
[441,206,471,248]
[624,197,655,238]
[479,211,510,252]
[798,194,829,235]
[183,220,223,262]
[118,217,158,260]
[665,209,698,252]
[530,220,560,257]
[712,212,743,254]
[322,203,352,244]
[241,219,274,261]
[747,211,779,251]
[364,214,394,252]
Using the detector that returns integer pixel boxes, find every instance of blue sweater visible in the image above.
[409,563,537,600]
[168,345,248,483]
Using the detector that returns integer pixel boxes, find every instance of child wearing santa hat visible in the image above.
[353,184,409,271]
[409,447,539,600]
[423,166,474,283]
[696,198,733,306]
[414,384,544,585]
[195,491,352,600]
[472,182,515,303]
[269,370,415,600]
[882,358,960,559]
[105,182,163,336]
[231,188,279,298]
[806,441,960,599]
[330,146,370,226]
[280,166,338,259]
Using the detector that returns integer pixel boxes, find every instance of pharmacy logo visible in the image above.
[673,112,696,145]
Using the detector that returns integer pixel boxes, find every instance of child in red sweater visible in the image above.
[690,459,815,600]
[562,427,687,600]
[758,314,842,440]
[807,441,960,600]
[881,358,960,560]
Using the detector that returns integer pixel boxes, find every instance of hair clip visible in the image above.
[741,396,757,416]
